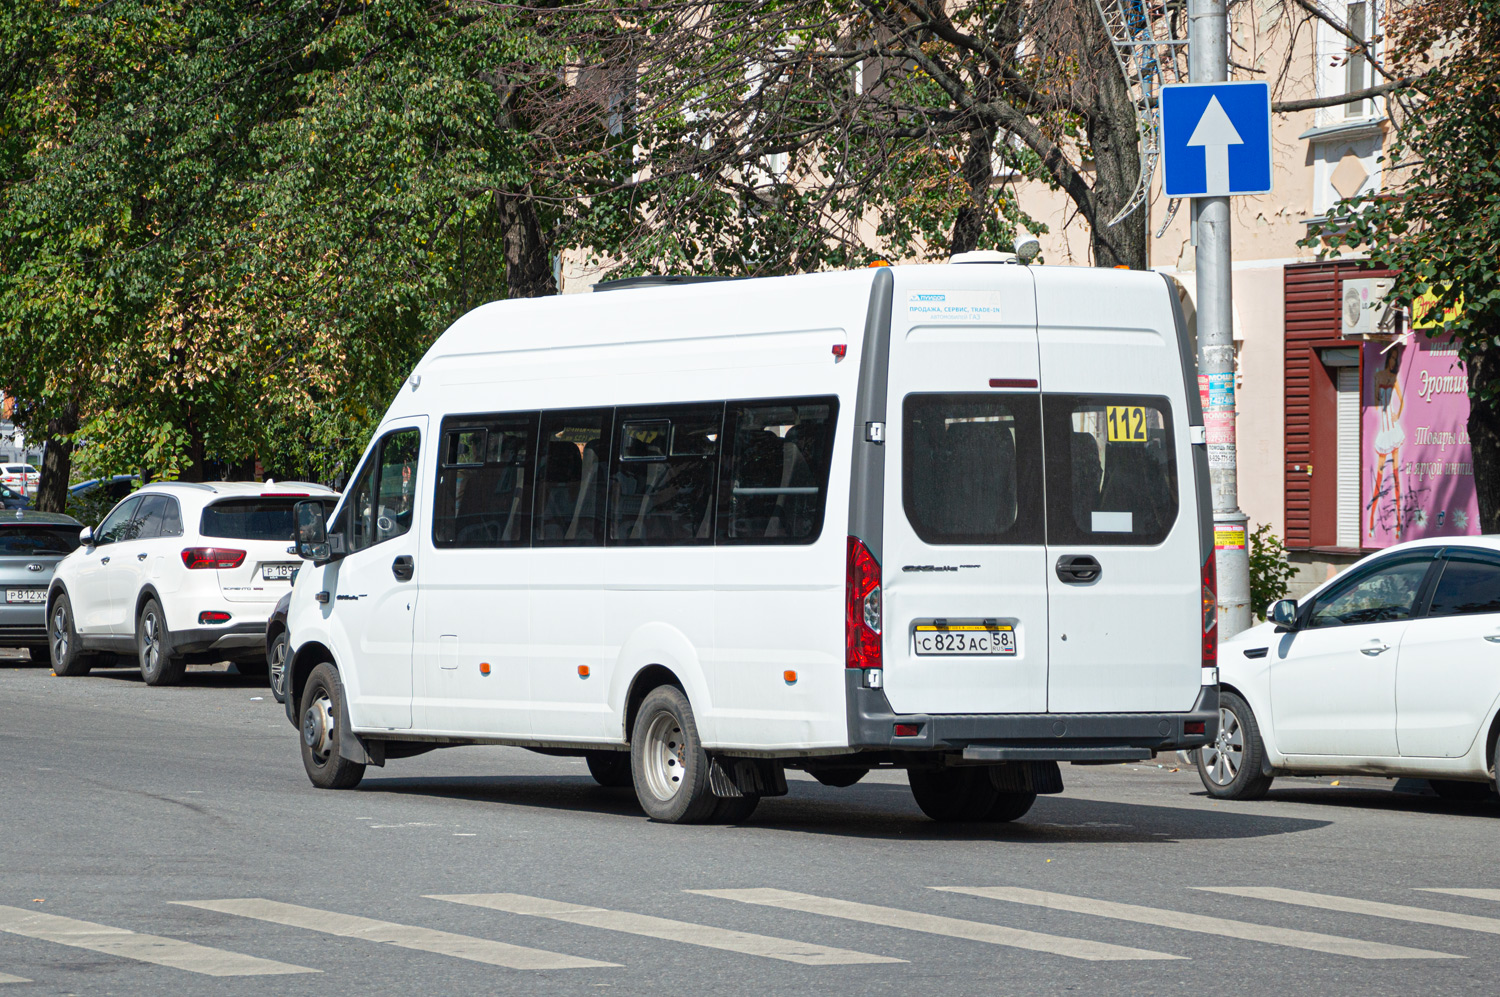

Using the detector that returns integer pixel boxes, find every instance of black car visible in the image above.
[265,590,292,703]
[1,511,84,661]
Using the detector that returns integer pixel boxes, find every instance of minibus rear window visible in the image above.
[433,413,538,548]
[903,394,1044,546]
[1042,394,1178,546]
[719,397,838,545]
[610,404,724,546]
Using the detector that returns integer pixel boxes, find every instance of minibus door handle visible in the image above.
[391,555,414,582]
[1056,555,1101,584]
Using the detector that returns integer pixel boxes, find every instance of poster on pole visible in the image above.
[1361,334,1477,546]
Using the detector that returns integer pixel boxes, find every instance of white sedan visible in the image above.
[1200,536,1500,802]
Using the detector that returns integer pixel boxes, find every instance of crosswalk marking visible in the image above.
[689,888,1182,962]
[173,899,616,971]
[1419,889,1500,903]
[0,905,315,977]
[1199,887,1500,937]
[0,973,30,984]
[937,887,1457,960]
[429,893,903,966]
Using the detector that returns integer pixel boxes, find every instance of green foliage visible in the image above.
[1308,1,1500,410]
[1248,524,1296,620]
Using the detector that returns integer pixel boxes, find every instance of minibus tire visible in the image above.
[300,663,365,790]
[137,599,187,686]
[908,767,999,822]
[48,595,93,677]
[585,751,633,788]
[630,685,717,824]
[711,794,760,823]
[1196,691,1273,800]
[813,768,868,788]
[986,791,1038,823]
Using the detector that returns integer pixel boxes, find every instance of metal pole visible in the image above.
[1189,0,1252,637]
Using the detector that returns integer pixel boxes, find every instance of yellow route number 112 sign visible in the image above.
[1106,405,1149,442]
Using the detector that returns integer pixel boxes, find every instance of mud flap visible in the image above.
[709,757,788,798]
[989,760,1064,795]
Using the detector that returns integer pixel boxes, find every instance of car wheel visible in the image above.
[1429,779,1494,802]
[585,750,633,788]
[1196,690,1274,800]
[49,595,93,677]
[233,658,268,677]
[299,662,365,790]
[137,599,186,686]
[268,632,290,704]
[908,767,999,822]
[630,685,718,824]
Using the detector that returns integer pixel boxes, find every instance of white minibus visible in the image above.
[285,262,1218,824]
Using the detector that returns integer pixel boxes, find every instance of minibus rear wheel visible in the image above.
[300,663,365,790]
[907,767,998,822]
[630,685,717,823]
[585,751,633,788]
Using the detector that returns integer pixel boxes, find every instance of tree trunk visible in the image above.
[1078,4,1149,270]
[950,126,997,256]
[180,410,207,483]
[497,193,557,298]
[34,400,79,514]
[1468,343,1500,533]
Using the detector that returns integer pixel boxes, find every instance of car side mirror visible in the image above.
[294,501,335,564]
[1270,599,1299,631]
[79,526,94,547]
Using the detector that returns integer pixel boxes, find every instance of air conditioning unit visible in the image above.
[1342,277,1402,338]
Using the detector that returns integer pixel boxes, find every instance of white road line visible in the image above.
[939,887,1457,960]
[0,906,315,977]
[0,973,30,984]
[1419,889,1500,903]
[429,893,903,966]
[173,899,615,970]
[1201,887,1500,937]
[689,888,1181,962]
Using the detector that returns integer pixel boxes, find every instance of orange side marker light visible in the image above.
[784,670,797,685]
[578,665,591,679]
[479,662,491,676]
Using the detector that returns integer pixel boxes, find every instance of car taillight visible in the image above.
[846,536,882,669]
[1202,553,1218,668]
[181,547,246,570]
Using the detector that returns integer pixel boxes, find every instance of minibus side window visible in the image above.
[344,427,423,553]
[534,408,612,546]
[1041,394,1178,546]
[432,412,538,548]
[718,397,838,545]
[902,394,1044,545]
[609,403,724,546]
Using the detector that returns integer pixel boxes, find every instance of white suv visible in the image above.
[48,481,338,684]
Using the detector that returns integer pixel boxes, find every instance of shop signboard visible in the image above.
[1361,334,1476,546]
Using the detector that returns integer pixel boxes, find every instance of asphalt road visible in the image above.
[2,648,1498,996]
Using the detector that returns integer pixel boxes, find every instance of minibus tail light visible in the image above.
[1202,554,1218,668]
[846,537,882,669]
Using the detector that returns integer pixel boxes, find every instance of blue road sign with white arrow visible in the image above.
[1160,81,1272,198]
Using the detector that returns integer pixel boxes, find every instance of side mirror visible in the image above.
[79,526,94,547]
[294,501,334,564]
[1269,599,1299,630]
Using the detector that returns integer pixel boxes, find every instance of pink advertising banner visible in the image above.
[1361,334,1476,547]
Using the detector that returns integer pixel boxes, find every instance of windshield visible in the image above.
[0,527,81,556]
[200,499,336,541]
